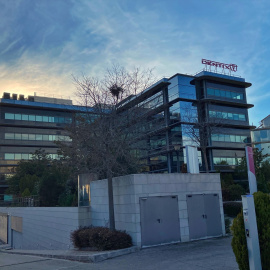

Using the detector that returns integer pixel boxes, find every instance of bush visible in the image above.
[222,184,245,201]
[71,226,132,251]
[231,192,270,270]
[223,202,242,217]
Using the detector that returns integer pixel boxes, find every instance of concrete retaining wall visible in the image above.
[0,212,8,243]
[0,207,91,249]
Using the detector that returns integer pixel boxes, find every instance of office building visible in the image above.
[118,70,254,174]
[252,115,270,158]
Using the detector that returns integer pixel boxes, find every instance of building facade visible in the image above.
[0,93,90,196]
[118,71,254,174]
[252,115,270,158]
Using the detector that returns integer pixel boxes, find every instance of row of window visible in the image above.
[5,113,72,124]
[4,133,72,142]
[4,153,60,160]
[211,134,248,143]
[207,88,244,100]
[213,157,242,165]
[209,110,246,121]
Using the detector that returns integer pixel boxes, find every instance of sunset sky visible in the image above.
[1,0,270,126]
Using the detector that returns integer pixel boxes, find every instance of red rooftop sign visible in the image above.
[202,59,237,72]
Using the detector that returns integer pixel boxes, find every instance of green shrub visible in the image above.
[223,202,242,217]
[225,217,232,234]
[71,226,132,251]
[231,192,270,270]
[222,184,245,201]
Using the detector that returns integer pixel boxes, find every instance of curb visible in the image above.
[0,246,140,263]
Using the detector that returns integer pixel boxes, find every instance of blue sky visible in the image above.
[0,0,270,126]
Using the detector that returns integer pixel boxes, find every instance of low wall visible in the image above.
[0,207,91,249]
[0,212,8,243]
[90,173,225,247]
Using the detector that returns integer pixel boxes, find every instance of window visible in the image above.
[5,133,14,139]
[29,115,35,121]
[212,133,248,143]
[209,110,246,121]
[5,153,15,160]
[29,134,35,140]
[207,88,244,100]
[36,134,42,140]
[36,115,42,122]
[5,113,14,120]
[22,114,29,121]
[22,134,29,140]
[15,114,22,120]
[14,134,22,140]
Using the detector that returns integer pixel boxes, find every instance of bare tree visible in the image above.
[61,64,155,230]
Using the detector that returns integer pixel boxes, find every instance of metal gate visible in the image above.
[140,196,180,247]
[187,194,222,240]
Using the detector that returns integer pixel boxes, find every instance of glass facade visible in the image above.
[4,133,71,142]
[5,113,72,123]
[209,110,246,121]
[4,153,60,160]
[207,88,244,100]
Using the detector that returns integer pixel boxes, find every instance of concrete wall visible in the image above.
[90,173,225,247]
[0,212,8,243]
[0,207,91,249]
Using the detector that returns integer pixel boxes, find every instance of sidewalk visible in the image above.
[0,244,138,262]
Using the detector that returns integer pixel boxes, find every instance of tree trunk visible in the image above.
[202,148,209,173]
[107,169,115,230]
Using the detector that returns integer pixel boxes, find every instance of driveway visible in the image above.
[0,236,238,270]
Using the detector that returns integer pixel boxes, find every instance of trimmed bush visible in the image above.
[231,192,270,270]
[71,226,132,251]
[223,201,242,217]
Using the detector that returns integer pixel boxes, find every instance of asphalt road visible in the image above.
[0,237,238,270]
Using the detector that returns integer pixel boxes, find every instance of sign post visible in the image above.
[242,146,262,270]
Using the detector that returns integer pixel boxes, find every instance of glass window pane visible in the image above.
[236,136,241,142]
[239,114,246,121]
[230,135,236,142]
[22,134,29,140]
[231,92,237,99]
[43,135,49,141]
[21,153,28,160]
[225,134,230,142]
[36,134,42,140]
[233,114,239,120]
[240,94,244,100]
[220,90,226,97]
[5,113,14,120]
[214,89,220,96]
[228,113,233,120]
[5,133,14,139]
[14,134,22,140]
[219,134,225,141]
[207,88,214,95]
[36,115,42,122]
[22,114,29,121]
[5,153,14,160]
[43,116,49,122]
[29,115,35,121]
[226,91,231,98]
[15,153,21,160]
[29,134,35,140]
[49,135,54,141]
[29,154,33,160]
[15,114,22,120]
[222,112,227,119]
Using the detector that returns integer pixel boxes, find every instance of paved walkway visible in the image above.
[0,236,239,270]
